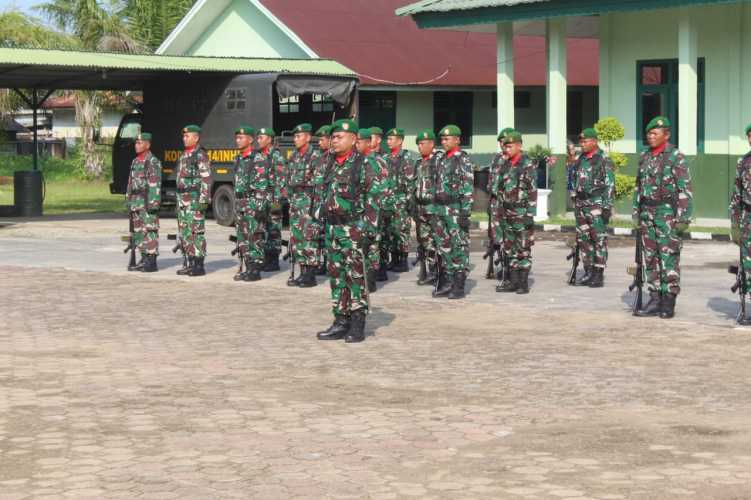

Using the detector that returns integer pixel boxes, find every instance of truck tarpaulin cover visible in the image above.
[275,75,357,107]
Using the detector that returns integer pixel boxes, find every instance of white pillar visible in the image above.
[496,21,515,133]
[678,8,698,155]
[546,18,567,155]
[598,14,611,119]
[727,2,743,155]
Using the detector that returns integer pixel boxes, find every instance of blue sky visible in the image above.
[2,0,39,15]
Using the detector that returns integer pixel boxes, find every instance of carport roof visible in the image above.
[0,47,357,91]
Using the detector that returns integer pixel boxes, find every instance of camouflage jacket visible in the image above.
[320,151,386,237]
[633,143,693,223]
[492,153,537,218]
[311,148,333,218]
[386,149,416,208]
[414,149,444,214]
[234,149,268,210]
[258,147,287,202]
[286,145,321,196]
[369,151,395,213]
[126,151,162,212]
[573,148,615,209]
[487,152,505,204]
[175,146,211,207]
[730,151,751,223]
[435,149,474,214]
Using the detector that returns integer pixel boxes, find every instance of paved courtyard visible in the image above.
[1,215,751,499]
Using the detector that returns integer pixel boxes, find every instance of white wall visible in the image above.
[52,109,122,139]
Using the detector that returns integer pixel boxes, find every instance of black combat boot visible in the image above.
[234,256,251,281]
[393,252,409,273]
[660,292,676,319]
[448,271,467,300]
[388,251,399,271]
[738,315,751,326]
[287,265,302,286]
[128,256,145,272]
[263,250,280,272]
[432,271,453,298]
[244,262,262,282]
[141,254,158,273]
[176,256,193,276]
[188,257,206,277]
[574,265,593,286]
[367,269,377,292]
[635,291,661,317]
[376,265,388,282]
[417,261,436,286]
[317,315,350,340]
[416,258,427,283]
[516,269,530,294]
[588,267,604,288]
[297,266,318,288]
[344,310,366,343]
[497,269,519,293]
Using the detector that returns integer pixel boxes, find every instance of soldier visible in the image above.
[433,125,474,299]
[633,116,693,319]
[370,126,384,155]
[125,132,162,273]
[487,128,514,286]
[312,125,333,276]
[730,123,751,325]
[493,129,537,294]
[315,119,385,343]
[286,123,321,287]
[175,124,211,277]
[571,128,615,287]
[256,127,287,272]
[231,125,261,282]
[385,128,416,273]
[414,129,443,285]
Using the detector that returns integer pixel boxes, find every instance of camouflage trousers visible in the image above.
[575,203,608,268]
[289,193,320,267]
[740,212,751,290]
[416,208,437,267]
[326,223,369,317]
[385,204,412,254]
[131,209,159,256]
[177,204,206,257]
[367,213,388,272]
[431,208,470,278]
[265,201,283,254]
[638,208,682,295]
[494,207,534,270]
[235,198,268,265]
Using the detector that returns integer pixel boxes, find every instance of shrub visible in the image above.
[615,173,636,200]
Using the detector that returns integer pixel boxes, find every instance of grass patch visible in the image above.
[0,179,125,215]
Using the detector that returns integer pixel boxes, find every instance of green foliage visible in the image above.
[608,151,628,173]
[527,145,552,161]
[0,147,112,182]
[126,0,198,51]
[594,116,625,151]
[0,11,78,49]
[0,179,125,214]
[615,173,636,201]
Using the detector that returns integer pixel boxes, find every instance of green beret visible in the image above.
[745,123,751,137]
[315,125,332,137]
[357,128,372,140]
[235,126,255,136]
[415,129,436,144]
[331,119,358,135]
[257,127,276,137]
[579,128,598,140]
[497,127,514,142]
[439,124,462,137]
[370,126,383,136]
[501,130,523,145]
[386,127,405,138]
[136,132,152,142]
[645,116,671,133]
[293,123,312,134]
[182,124,201,134]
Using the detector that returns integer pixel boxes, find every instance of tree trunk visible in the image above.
[74,91,103,178]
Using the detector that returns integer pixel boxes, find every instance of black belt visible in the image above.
[416,199,432,205]
[640,198,673,207]
[502,202,527,210]
[326,213,355,225]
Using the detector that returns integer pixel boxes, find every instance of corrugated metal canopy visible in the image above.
[396,0,546,15]
[0,47,357,91]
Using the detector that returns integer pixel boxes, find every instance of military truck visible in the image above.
[110,72,358,226]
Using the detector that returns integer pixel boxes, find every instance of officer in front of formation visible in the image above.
[633,116,693,319]
[729,123,751,325]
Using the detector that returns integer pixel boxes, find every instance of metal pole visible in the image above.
[32,88,38,171]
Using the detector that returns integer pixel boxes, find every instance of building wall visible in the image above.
[51,109,122,139]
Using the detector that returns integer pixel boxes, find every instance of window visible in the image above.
[312,94,334,113]
[434,92,473,147]
[117,120,141,140]
[225,88,246,112]
[278,95,299,114]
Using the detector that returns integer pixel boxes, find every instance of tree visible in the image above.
[594,116,635,200]
[125,0,198,51]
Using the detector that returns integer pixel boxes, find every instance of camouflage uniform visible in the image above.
[386,148,416,257]
[573,148,615,269]
[367,151,393,280]
[126,151,162,258]
[311,147,332,270]
[176,146,211,257]
[234,149,269,268]
[731,146,751,300]
[261,147,287,258]
[414,148,443,276]
[287,145,321,267]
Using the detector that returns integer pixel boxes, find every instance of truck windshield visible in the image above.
[118,118,141,140]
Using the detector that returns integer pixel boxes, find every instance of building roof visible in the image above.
[257,0,598,87]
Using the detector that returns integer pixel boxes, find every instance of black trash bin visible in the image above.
[14,170,44,217]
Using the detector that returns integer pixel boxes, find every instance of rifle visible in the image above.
[121,212,137,268]
[566,240,580,285]
[167,233,187,269]
[729,244,747,324]
[283,238,295,282]
[228,234,243,275]
[627,229,645,315]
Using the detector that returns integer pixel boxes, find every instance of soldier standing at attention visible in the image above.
[316,119,385,343]
[125,132,162,273]
[433,125,474,299]
[729,123,751,325]
[370,126,384,156]
[385,128,416,273]
[487,128,513,287]
[232,126,258,281]
[175,125,211,277]
[312,125,333,276]
[257,128,287,273]
[571,128,615,288]
[286,123,321,287]
[633,116,693,319]
[355,128,386,291]
[493,130,537,294]
[414,129,443,286]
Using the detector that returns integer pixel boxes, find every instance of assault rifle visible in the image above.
[167,233,187,270]
[228,234,243,276]
[566,241,580,285]
[729,245,747,324]
[122,212,137,269]
[627,230,645,315]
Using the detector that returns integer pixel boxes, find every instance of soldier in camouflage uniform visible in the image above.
[414,129,443,285]
[125,132,162,273]
[633,116,693,319]
[231,125,263,282]
[370,126,384,155]
[486,128,513,285]
[315,119,386,343]
[571,128,615,288]
[433,125,474,299]
[368,126,395,283]
[312,125,333,276]
[385,128,416,273]
[729,123,751,325]
[175,125,211,277]
[256,128,287,272]
[493,129,537,294]
[286,123,321,287]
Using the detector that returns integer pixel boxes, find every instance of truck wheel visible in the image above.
[212,184,235,227]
